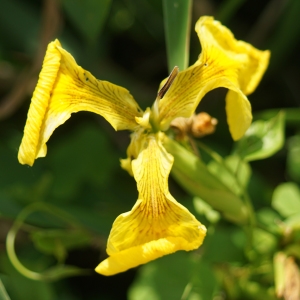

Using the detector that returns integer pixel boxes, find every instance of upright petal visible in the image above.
[157,16,270,140]
[18,39,61,166]
[95,134,206,276]
[18,40,142,166]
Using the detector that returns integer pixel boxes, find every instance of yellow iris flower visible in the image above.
[18,16,270,276]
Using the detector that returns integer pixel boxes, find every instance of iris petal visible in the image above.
[95,134,206,275]
[18,40,61,166]
[18,40,142,166]
[157,16,270,140]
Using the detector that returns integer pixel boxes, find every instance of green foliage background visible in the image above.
[0,0,300,299]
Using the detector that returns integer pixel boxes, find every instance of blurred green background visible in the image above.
[0,0,300,299]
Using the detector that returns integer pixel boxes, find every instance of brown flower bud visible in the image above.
[170,112,218,139]
[190,112,218,138]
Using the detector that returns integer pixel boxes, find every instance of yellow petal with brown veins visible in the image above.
[18,39,142,166]
[95,134,206,275]
[157,16,270,140]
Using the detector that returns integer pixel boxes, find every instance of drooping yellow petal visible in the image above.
[120,127,147,176]
[157,16,270,140]
[96,134,206,276]
[18,39,142,166]
[225,88,252,140]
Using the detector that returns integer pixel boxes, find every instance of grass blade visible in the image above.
[162,0,192,72]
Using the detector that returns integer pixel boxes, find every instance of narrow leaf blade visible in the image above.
[0,280,11,300]
[162,0,192,72]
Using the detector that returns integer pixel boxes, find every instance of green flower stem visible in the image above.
[165,136,248,224]
[196,140,256,260]
[6,202,88,281]
[7,216,45,280]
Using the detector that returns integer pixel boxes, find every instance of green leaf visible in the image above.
[256,208,282,234]
[254,108,300,127]
[287,135,300,183]
[163,137,248,224]
[162,0,192,72]
[62,0,111,43]
[207,155,251,196]
[193,197,220,224]
[252,228,277,255]
[234,111,285,161]
[128,252,218,300]
[128,252,193,300]
[205,227,246,263]
[272,182,300,218]
[186,262,219,300]
[0,279,11,300]
[284,213,300,231]
[240,280,277,300]
[30,229,91,262]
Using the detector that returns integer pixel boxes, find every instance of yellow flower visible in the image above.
[18,16,270,276]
